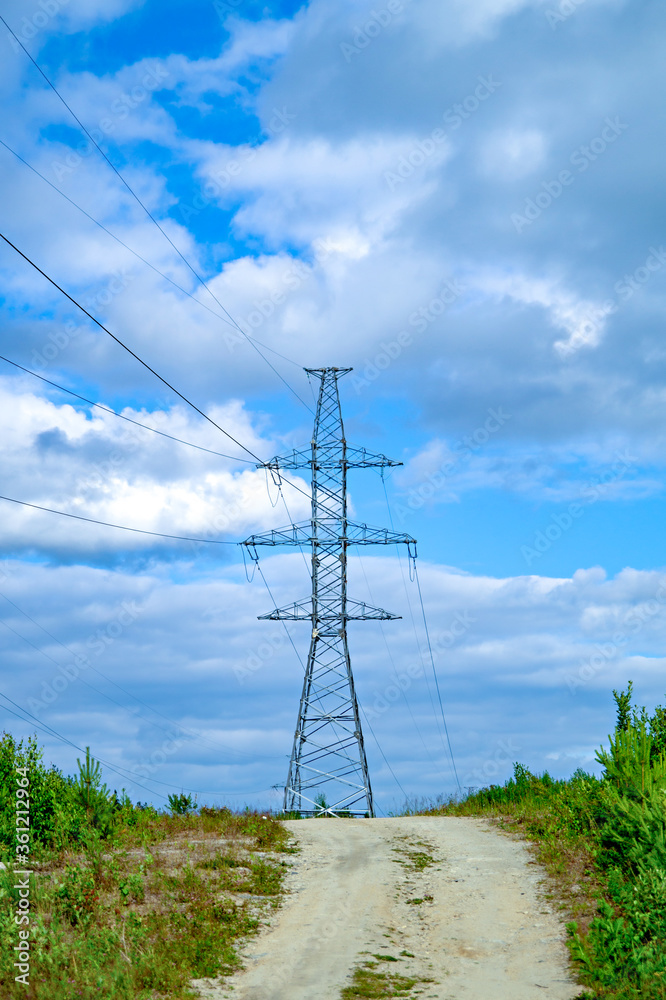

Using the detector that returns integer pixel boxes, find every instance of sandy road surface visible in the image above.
[193,816,581,1000]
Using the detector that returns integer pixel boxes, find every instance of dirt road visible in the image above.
[194,816,581,1000]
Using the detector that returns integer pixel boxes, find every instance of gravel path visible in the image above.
[193,815,582,1000]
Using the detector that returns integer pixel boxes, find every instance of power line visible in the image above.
[355,549,437,764]
[0,692,277,799]
[0,228,320,518]
[0,137,301,371]
[359,703,409,803]
[0,493,240,544]
[0,229,263,461]
[381,476,452,754]
[0,16,312,412]
[255,562,305,670]
[0,689,168,800]
[413,562,461,791]
[0,591,285,761]
[0,354,255,463]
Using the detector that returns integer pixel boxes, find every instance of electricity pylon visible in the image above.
[242,367,415,817]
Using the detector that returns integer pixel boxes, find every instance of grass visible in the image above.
[341,960,433,999]
[0,806,293,1000]
[391,839,437,873]
[416,684,666,1000]
[425,774,603,934]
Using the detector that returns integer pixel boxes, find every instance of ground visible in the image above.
[191,815,582,1000]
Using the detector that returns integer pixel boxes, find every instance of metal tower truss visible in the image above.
[242,367,416,818]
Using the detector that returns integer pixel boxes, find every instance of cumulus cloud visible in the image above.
[2,555,666,806]
[1,0,666,808]
[0,378,309,556]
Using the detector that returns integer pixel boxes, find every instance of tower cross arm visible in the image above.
[257,445,403,471]
[257,598,401,621]
[242,524,311,547]
[242,521,416,549]
[345,521,416,547]
[345,445,402,468]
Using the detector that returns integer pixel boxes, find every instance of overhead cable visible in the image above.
[413,563,461,791]
[0,229,319,518]
[0,138,300,371]
[0,592,284,761]
[0,493,239,544]
[0,692,277,799]
[0,16,312,412]
[359,704,409,804]
[0,230,263,462]
[381,477,453,754]
[0,354,255,463]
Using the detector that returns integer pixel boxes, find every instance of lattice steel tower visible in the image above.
[242,367,415,817]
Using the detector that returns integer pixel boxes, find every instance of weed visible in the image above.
[422,684,666,999]
[54,866,99,925]
[392,844,436,872]
[0,731,290,999]
[341,960,431,998]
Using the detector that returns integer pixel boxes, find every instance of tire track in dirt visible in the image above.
[192,816,581,1000]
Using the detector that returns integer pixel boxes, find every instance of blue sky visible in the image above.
[1,0,666,812]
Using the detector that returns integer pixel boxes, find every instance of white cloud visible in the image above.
[191,133,451,249]
[2,0,146,40]
[0,379,309,555]
[471,269,616,355]
[2,554,666,807]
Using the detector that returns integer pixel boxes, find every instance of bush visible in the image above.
[167,792,196,815]
[0,733,84,857]
[55,866,99,925]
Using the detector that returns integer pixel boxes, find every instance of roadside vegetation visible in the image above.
[424,683,666,999]
[0,733,292,999]
[341,955,435,999]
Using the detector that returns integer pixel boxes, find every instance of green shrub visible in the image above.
[73,747,116,834]
[167,792,196,815]
[0,732,84,857]
[55,866,99,925]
